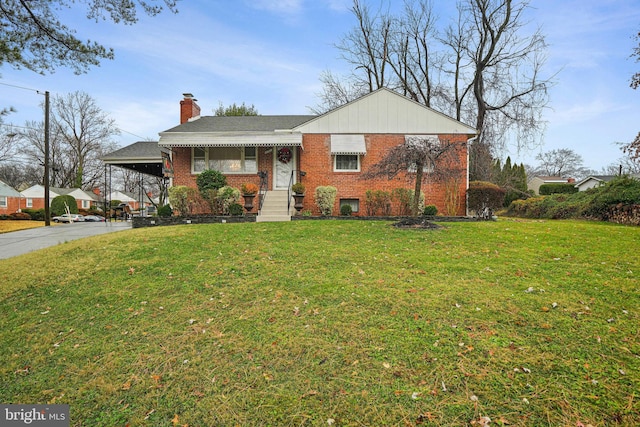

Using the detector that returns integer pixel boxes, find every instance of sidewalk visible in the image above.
[0,221,132,260]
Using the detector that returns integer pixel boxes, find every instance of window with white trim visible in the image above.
[26,198,33,208]
[0,196,6,208]
[192,147,257,174]
[340,198,360,213]
[334,154,360,172]
[82,200,90,209]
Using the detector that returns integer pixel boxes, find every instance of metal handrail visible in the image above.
[287,171,294,213]
[257,171,268,213]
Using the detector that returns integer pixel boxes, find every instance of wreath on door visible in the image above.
[277,147,292,164]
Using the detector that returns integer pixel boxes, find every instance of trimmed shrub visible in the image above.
[315,186,337,216]
[467,181,505,214]
[168,186,199,216]
[10,212,32,220]
[196,169,227,192]
[157,204,173,217]
[423,205,438,216]
[51,195,78,216]
[539,183,578,195]
[228,203,244,216]
[340,204,353,216]
[217,186,241,215]
[22,208,45,221]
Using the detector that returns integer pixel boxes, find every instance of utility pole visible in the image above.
[44,91,51,226]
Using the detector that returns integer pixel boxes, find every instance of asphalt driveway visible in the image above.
[0,221,132,260]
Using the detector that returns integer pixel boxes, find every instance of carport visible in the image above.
[100,141,172,217]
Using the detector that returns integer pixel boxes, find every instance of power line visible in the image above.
[0,81,41,93]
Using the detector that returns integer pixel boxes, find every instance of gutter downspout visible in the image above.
[465,135,479,217]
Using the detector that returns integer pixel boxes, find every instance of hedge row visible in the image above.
[505,176,640,221]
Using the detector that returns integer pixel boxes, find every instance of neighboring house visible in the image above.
[0,180,22,215]
[20,185,99,210]
[574,175,617,192]
[109,190,154,211]
[158,89,477,217]
[527,176,575,195]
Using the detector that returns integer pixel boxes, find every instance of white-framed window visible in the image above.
[340,198,360,213]
[334,154,360,172]
[406,135,439,173]
[0,196,6,208]
[192,147,257,174]
[82,200,90,209]
[26,198,33,208]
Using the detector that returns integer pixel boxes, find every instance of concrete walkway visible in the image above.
[0,221,132,260]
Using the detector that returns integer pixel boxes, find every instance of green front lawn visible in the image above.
[0,219,638,426]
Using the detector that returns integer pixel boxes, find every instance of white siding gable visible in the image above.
[294,88,477,135]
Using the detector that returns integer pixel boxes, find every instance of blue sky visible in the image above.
[1,0,639,172]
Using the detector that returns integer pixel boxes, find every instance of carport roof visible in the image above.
[101,141,167,178]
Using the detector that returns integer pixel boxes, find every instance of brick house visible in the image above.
[20,185,99,211]
[158,88,477,219]
[0,180,22,215]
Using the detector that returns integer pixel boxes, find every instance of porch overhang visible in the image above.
[158,131,303,148]
[330,134,367,155]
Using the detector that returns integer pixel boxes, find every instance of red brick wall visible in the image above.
[298,134,468,216]
[0,196,21,214]
[169,135,469,216]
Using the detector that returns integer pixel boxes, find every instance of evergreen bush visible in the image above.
[340,204,353,216]
[423,205,438,216]
[539,183,578,195]
[157,204,173,217]
[228,203,244,216]
[22,208,45,221]
[196,169,227,192]
[51,195,78,216]
[467,181,505,214]
[314,186,337,216]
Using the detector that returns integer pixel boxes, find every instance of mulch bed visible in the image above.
[391,217,444,230]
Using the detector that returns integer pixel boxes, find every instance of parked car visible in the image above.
[52,214,85,223]
[83,215,105,222]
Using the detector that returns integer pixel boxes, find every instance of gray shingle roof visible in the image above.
[162,115,316,133]
[0,180,21,197]
[101,141,163,161]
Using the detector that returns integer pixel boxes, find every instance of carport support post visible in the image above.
[44,90,51,227]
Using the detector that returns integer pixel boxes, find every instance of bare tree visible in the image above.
[362,136,466,215]
[0,131,19,162]
[316,0,551,181]
[533,148,588,179]
[15,92,119,189]
[51,91,119,188]
[631,29,640,90]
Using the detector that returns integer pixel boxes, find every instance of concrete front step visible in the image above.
[256,214,291,222]
[257,190,293,222]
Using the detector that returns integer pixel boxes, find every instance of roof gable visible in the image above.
[293,88,477,135]
[0,180,21,197]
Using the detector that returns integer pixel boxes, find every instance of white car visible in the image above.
[52,214,85,223]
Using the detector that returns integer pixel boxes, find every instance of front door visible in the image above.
[274,146,295,189]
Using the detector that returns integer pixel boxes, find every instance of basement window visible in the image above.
[340,198,360,213]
